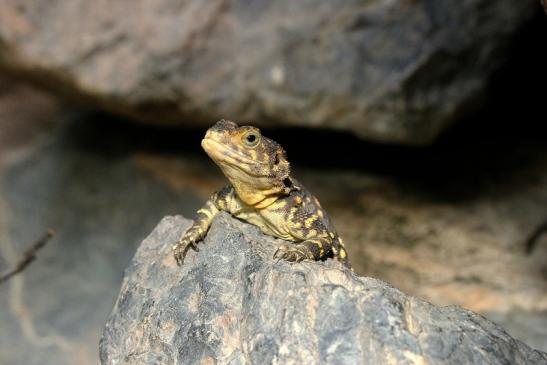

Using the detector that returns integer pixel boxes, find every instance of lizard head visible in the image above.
[201,119,293,206]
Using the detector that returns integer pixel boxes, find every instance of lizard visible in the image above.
[173,119,351,268]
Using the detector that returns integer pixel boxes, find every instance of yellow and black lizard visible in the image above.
[173,119,350,268]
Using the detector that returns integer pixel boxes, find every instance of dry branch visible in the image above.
[0,229,55,284]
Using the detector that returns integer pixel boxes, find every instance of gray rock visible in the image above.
[0,0,538,144]
[100,213,547,365]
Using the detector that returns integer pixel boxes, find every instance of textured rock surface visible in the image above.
[0,0,538,144]
[100,213,546,365]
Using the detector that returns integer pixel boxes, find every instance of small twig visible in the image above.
[524,220,547,254]
[0,229,55,284]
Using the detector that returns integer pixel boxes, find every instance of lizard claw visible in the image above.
[172,223,204,266]
[273,246,285,264]
[273,243,310,263]
[172,239,198,266]
[273,245,284,260]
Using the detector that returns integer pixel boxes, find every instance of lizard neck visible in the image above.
[231,183,284,209]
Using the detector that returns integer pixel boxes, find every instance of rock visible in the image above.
[100,213,547,365]
[0,0,538,145]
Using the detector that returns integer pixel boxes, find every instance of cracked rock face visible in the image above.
[0,0,538,144]
[100,213,546,365]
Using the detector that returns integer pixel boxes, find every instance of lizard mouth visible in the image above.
[201,138,257,168]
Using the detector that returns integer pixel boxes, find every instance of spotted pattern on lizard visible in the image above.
[173,119,351,268]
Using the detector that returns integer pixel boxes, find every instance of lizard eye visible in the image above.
[243,131,260,148]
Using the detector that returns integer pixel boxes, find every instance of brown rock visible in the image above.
[0,0,538,144]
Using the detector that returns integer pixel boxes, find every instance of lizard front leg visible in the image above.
[173,186,234,265]
[274,237,332,263]
[275,234,351,268]
[274,211,334,263]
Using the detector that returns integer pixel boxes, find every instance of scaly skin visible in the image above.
[173,119,350,268]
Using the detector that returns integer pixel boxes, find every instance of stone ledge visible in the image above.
[100,213,547,364]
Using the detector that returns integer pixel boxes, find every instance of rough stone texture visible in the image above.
[100,213,547,365]
[0,0,538,144]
